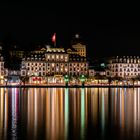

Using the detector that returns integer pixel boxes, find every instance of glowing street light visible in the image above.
[64,75,69,87]
[80,74,86,87]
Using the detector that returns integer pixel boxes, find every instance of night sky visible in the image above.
[0,2,140,59]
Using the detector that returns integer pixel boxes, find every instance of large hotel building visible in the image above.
[21,45,88,84]
[107,56,140,78]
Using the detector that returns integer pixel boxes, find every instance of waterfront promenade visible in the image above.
[0,83,139,88]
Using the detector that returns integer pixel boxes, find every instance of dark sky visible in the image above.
[0,2,140,58]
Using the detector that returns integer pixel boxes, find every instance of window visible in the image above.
[22,71,25,76]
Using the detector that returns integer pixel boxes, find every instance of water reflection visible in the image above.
[0,88,8,140]
[0,88,140,140]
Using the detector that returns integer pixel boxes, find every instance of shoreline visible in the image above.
[0,85,139,88]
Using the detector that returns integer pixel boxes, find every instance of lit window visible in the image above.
[61,55,63,59]
[52,63,55,67]
[56,55,59,59]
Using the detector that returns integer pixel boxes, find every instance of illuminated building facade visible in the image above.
[0,45,8,84]
[69,54,88,76]
[107,56,140,78]
[0,54,5,84]
[45,47,69,75]
[21,53,46,83]
[72,43,86,57]
[20,46,88,83]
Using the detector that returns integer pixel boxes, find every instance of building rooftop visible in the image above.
[46,47,65,53]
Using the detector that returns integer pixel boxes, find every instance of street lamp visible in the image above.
[64,75,69,87]
[80,74,86,87]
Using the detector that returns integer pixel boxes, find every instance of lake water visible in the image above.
[0,87,140,140]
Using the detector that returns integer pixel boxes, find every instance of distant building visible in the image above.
[107,56,140,78]
[71,43,86,57]
[0,53,8,84]
[9,45,25,59]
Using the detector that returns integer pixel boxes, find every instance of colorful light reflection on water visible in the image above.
[0,88,140,140]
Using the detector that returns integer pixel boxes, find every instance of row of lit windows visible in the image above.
[113,68,140,72]
[46,54,68,59]
[27,58,45,61]
[47,63,68,67]
[47,68,68,71]
[115,73,139,76]
[69,72,87,75]
[21,70,87,76]
[109,64,140,68]
[119,59,139,62]
[69,58,86,61]
[113,59,140,63]
[70,63,87,66]
[26,63,46,66]
[46,63,87,67]
[25,65,87,70]
[22,71,49,76]
[27,67,46,71]
[23,62,87,67]
[69,68,87,71]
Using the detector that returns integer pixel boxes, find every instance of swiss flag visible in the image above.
[52,33,56,43]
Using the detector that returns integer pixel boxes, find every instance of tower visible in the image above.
[71,34,87,57]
